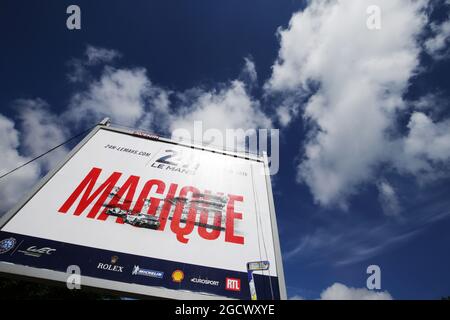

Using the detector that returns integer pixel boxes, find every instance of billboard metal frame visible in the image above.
[0,119,287,300]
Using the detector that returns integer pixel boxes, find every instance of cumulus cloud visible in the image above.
[240,57,258,85]
[266,0,430,208]
[276,106,291,127]
[0,115,41,213]
[67,45,121,83]
[377,180,401,217]
[320,283,392,300]
[14,99,69,172]
[85,45,121,65]
[66,45,175,131]
[169,57,271,151]
[271,94,303,127]
[394,112,450,178]
[404,112,450,164]
[66,67,156,127]
[424,16,450,59]
[170,80,271,150]
[0,98,73,214]
[409,92,449,115]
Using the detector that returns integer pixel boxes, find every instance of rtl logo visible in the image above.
[225,278,241,291]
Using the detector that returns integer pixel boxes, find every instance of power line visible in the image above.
[0,124,97,181]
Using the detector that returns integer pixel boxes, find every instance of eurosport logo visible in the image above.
[225,277,241,291]
[0,238,16,254]
[190,277,220,287]
[132,265,164,279]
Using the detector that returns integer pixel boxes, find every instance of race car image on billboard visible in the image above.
[102,189,228,232]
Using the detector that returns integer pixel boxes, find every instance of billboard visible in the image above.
[0,123,286,300]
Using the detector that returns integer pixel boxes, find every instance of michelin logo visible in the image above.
[132,265,164,279]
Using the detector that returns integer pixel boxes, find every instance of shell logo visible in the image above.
[172,270,184,283]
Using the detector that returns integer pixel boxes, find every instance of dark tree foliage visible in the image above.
[0,275,120,300]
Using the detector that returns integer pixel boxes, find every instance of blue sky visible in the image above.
[1,0,450,299]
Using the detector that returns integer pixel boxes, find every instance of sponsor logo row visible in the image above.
[96,255,241,291]
[1,237,242,292]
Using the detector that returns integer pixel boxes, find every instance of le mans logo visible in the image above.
[172,270,184,283]
[0,238,17,254]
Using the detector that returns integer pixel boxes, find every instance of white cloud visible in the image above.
[320,283,392,300]
[85,45,121,65]
[0,115,40,214]
[66,46,174,131]
[240,57,258,84]
[14,99,69,172]
[289,283,393,300]
[135,88,172,132]
[0,98,72,214]
[377,180,401,217]
[276,106,292,127]
[169,58,270,151]
[409,92,449,114]
[395,112,450,177]
[425,20,450,59]
[266,0,429,208]
[405,112,450,162]
[67,59,87,83]
[289,295,305,300]
[273,95,302,127]
[67,45,122,83]
[170,80,271,150]
[66,67,155,127]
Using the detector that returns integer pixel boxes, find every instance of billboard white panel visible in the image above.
[0,126,284,299]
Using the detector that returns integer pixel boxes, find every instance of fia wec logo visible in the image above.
[18,246,56,257]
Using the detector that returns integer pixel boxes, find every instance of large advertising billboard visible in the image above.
[0,124,285,299]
